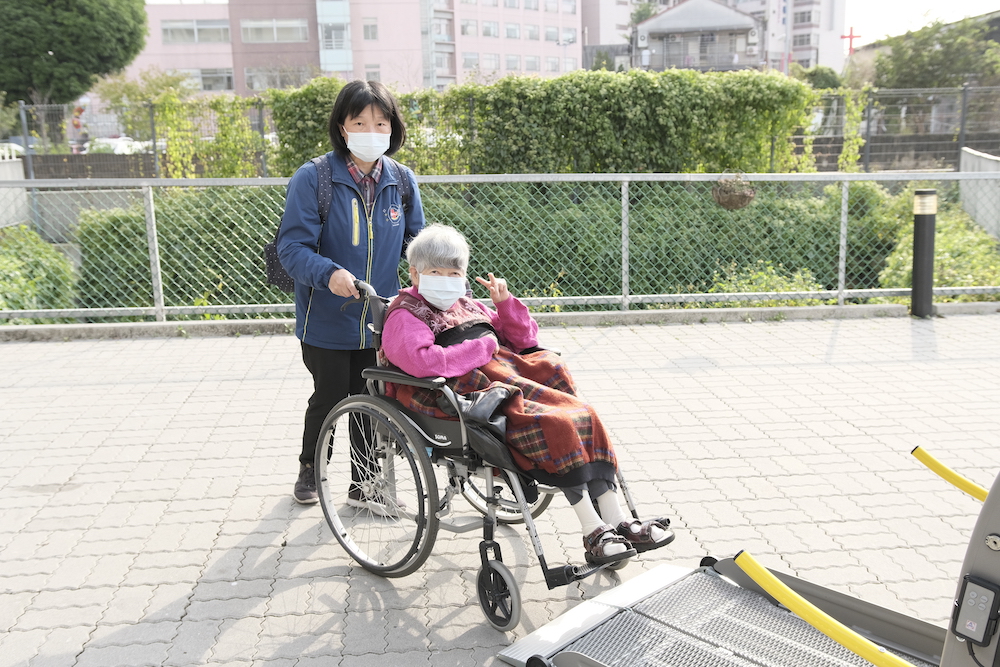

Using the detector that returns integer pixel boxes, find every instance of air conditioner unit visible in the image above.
[747,28,759,44]
[638,32,648,44]
[665,33,677,42]
[746,45,758,55]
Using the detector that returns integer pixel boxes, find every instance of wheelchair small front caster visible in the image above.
[477,560,521,631]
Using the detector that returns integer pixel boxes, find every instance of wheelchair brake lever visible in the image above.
[339,279,381,311]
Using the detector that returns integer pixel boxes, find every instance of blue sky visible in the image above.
[845,0,998,48]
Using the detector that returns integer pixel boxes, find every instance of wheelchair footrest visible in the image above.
[544,562,607,589]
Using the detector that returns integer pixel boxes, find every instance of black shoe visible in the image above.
[294,463,318,504]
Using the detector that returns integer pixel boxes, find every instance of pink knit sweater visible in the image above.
[382,286,539,378]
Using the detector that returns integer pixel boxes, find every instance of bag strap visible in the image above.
[273,154,334,243]
[311,155,334,226]
[385,157,413,213]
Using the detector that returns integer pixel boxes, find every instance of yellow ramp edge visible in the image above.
[734,551,917,667]
[911,446,988,502]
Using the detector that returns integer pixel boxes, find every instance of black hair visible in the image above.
[328,80,406,157]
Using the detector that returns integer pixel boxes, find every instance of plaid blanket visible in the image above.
[395,346,617,478]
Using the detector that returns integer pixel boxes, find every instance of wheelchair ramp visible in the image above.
[499,565,940,667]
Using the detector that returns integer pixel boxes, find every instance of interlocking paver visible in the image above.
[2,313,1000,664]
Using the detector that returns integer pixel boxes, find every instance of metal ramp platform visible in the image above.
[499,564,942,667]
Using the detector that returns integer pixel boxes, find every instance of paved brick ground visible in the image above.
[2,314,999,667]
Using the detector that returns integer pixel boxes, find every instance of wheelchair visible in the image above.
[314,281,648,630]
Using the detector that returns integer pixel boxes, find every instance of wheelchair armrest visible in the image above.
[362,366,447,390]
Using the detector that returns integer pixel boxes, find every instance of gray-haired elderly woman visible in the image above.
[380,224,673,566]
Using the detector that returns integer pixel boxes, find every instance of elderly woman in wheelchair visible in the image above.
[313,223,673,629]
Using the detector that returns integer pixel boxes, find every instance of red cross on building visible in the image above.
[841,27,861,55]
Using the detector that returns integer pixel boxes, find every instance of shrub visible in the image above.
[705,260,830,307]
[878,206,1000,301]
[0,225,76,323]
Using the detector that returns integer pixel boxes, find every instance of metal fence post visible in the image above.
[911,189,938,318]
[957,84,970,171]
[257,99,268,177]
[838,181,849,306]
[863,96,873,173]
[143,186,167,322]
[148,103,160,178]
[621,180,630,311]
[18,101,34,180]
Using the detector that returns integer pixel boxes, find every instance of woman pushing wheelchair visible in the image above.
[381,224,674,566]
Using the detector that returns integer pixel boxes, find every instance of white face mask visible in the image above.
[418,274,466,311]
[345,131,390,163]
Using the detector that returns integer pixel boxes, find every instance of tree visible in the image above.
[874,18,1000,89]
[630,2,660,27]
[0,0,147,106]
[591,50,613,71]
[94,67,197,141]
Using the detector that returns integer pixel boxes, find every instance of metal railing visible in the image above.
[1,172,999,323]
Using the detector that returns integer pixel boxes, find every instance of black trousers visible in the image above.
[299,343,376,466]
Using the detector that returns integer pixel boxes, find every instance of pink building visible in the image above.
[125,0,582,94]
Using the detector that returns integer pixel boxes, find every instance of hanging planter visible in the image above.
[712,171,756,211]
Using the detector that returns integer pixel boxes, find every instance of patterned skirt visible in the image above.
[394,347,617,485]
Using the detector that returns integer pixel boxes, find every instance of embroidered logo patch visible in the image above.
[387,204,402,224]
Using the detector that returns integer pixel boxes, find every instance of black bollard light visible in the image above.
[911,189,938,318]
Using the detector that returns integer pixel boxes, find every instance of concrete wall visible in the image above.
[0,159,29,230]
[960,147,1000,240]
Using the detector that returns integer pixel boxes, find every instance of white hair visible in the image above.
[406,224,470,273]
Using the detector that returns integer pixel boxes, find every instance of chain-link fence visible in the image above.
[5,99,273,179]
[1,172,999,324]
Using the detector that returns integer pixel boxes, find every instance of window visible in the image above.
[792,33,812,46]
[163,20,196,43]
[365,65,381,82]
[796,58,811,67]
[525,24,539,40]
[483,21,500,37]
[544,0,558,11]
[562,0,576,13]
[363,17,378,40]
[435,52,455,72]
[545,26,558,41]
[162,19,230,44]
[433,18,453,41]
[482,53,500,70]
[483,0,498,6]
[320,23,348,50]
[563,57,576,71]
[546,56,559,72]
[561,27,576,43]
[241,19,309,43]
[504,0,519,6]
[615,23,629,30]
[461,19,477,36]
[506,23,520,38]
[463,52,479,69]
[200,68,234,91]
[245,66,310,90]
[525,55,540,71]
[506,54,520,70]
[524,0,538,8]
[793,11,813,25]
[461,0,476,4]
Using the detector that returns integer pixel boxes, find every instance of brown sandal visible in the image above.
[615,518,674,553]
[583,524,637,565]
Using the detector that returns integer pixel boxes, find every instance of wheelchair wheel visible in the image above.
[462,471,553,525]
[477,560,521,631]
[316,395,439,578]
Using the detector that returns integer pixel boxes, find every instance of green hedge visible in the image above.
[0,225,76,323]
[76,187,287,317]
[267,70,816,177]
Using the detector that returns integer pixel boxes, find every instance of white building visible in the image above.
[587,0,844,73]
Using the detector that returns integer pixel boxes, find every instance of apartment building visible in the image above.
[128,0,582,94]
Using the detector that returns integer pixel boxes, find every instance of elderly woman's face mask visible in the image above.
[416,268,466,310]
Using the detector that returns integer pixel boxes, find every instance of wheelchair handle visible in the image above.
[354,279,379,299]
